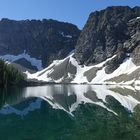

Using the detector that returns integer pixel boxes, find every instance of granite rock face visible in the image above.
[25,6,140,84]
[0,19,80,70]
[75,6,140,73]
[1,6,140,83]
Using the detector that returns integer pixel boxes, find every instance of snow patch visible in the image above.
[91,58,138,84]
[60,32,72,38]
[25,53,140,85]
[0,51,43,70]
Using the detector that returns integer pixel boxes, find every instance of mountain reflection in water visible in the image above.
[0,85,140,116]
[0,85,140,140]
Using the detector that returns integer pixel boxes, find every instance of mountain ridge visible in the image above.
[25,6,140,85]
[0,18,80,71]
[75,6,140,68]
[1,6,140,85]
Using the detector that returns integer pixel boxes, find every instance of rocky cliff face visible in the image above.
[1,6,140,85]
[75,6,140,72]
[26,6,140,85]
[0,19,80,70]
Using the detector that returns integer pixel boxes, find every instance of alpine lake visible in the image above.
[0,84,140,140]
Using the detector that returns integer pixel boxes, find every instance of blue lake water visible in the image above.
[0,85,140,140]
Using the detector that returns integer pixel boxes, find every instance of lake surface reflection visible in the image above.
[0,85,140,140]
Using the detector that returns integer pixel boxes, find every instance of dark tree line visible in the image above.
[0,59,25,88]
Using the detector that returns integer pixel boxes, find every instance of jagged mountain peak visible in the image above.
[75,6,140,67]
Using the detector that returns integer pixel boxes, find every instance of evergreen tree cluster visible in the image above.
[0,59,25,87]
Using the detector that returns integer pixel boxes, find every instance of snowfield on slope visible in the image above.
[0,50,43,70]
[25,53,140,85]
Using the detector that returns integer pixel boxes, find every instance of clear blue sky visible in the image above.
[0,0,140,29]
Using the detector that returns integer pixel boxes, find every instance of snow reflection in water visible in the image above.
[0,85,140,117]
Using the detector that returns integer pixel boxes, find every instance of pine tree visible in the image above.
[0,59,25,88]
